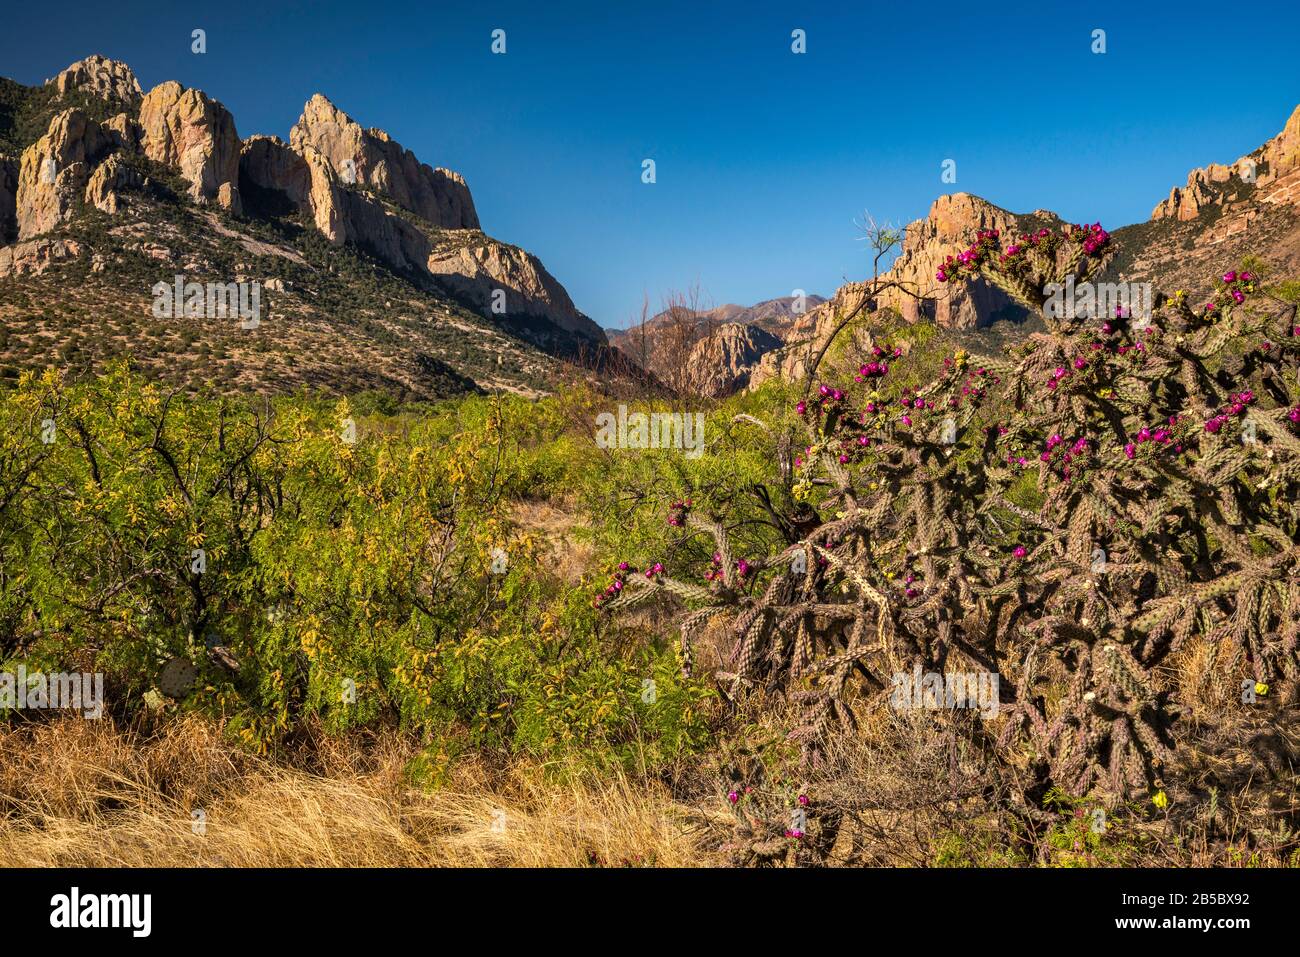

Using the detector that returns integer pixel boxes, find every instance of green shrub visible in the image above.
[0,364,711,770]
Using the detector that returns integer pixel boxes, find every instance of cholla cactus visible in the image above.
[606,221,1300,807]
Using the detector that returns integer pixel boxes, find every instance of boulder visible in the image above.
[0,237,84,277]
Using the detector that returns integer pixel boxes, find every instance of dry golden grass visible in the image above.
[510,498,594,585]
[3,692,1293,868]
[0,717,713,868]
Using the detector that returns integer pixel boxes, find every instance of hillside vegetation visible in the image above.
[2,221,1299,867]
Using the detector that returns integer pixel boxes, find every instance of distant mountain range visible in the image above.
[3,56,1297,400]
[750,102,1300,390]
[0,55,613,399]
[603,102,1300,397]
[604,295,826,394]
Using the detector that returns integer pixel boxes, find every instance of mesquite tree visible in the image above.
[602,221,1300,811]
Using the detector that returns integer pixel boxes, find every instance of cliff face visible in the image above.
[264,93,597,340]
[1152,105,1300,221]
[426,240,605,341]
[871,193,1056,330]
[748,287,871,392]
[2,56,602,346]
[682,322,783,397]
[242,109,603,341]
[0,155,19,243]
[138,80,242,211]
[16,108,112,239]
[290,94,479,231]
[239,135,312,208]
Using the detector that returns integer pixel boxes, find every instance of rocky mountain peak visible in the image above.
[47,55,143,106]
[871,192,1050,329]
[290,93,478,230]
[1152,103,1300,221]
[17,107,113,239]
[139,80,242,212]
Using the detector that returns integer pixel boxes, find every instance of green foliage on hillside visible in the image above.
[4,212,1300,863]
[0,76,128,156]
[0,366,711,770]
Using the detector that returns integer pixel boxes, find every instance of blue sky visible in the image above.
[3,0,1298,327]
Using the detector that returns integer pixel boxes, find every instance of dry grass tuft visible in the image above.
[0,717,712,867]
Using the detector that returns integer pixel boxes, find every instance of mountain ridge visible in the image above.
[749,102,1300,390]
[0,54,612,398]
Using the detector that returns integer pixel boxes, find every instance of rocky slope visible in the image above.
[752,103,1300,390]
[605,294,823,392]
[682,321,783,397]
[0,55,607,398]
